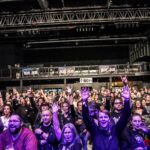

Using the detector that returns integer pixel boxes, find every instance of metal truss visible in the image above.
[0,7,150,29]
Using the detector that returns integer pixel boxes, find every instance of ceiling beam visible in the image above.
[37,0,49,9]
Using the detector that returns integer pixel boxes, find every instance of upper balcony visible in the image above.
[0,62,149,81]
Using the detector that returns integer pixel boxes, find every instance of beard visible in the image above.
[9,126,21,135]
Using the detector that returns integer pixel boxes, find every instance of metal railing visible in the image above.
[0,63,149,80]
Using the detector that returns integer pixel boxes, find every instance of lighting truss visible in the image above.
[0,7,150,29]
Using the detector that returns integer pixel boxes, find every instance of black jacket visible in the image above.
[59,105,75,129]
[121,127,150,150]
[12,98,37,125]
[0,117,4,134]
[35,123,58,150]
[75,110,87,134]
[58,142,82,150]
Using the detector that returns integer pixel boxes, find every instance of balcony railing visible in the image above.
[0,63,149,80]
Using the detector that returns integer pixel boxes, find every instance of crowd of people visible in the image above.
[0,76,150,150]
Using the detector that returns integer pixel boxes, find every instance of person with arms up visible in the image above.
[81,76,131,150]
[52,103,82,150]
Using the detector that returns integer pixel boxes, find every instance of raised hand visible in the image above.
[40,89,44,95]
[121,87,130,99]
[81,87,90,101]
[52,91,56,99]
[121,76,130,99]
[13,88,18,95]
[66,85,72,95]
[138,122,149,133]
[121,76,128,86]
[52,103,59,113]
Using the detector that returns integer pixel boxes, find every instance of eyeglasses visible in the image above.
[9,120,20,123]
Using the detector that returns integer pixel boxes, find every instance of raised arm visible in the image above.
[81,88,97,134]
[39,89,48,102]
[27,88,38,114]
[116,76,131,135]
[52,103,62,141]
[66,86,76,118]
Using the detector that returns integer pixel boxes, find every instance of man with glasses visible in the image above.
[104,89,124,125]
[111,98,124,124]
[0,114,37,150]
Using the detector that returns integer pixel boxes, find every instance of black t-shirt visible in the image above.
[42,124,51,133]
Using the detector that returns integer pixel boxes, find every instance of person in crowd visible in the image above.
[133,99,148,115]
[121,113,150,150]
[12,93,33,128]
[142,99,147,109]
[58,123,82,150]
[0,113,37,150]
[37,97,45,108]
[0,104,13,131]
[102,88,124,125]
[141,97,150,129]
[0,95,4,116]
[99,88,124,125]
[75,100,90,150]
[58,86,76,128]
[81,76,131,150]
[0,118,4,134]
[33,102,50,129]
[88,100,99,116]
[12,87,41,128]
[52,103,82,150]
[111,98,124,124]
[34,110,58,150]
[145,94,150,113]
